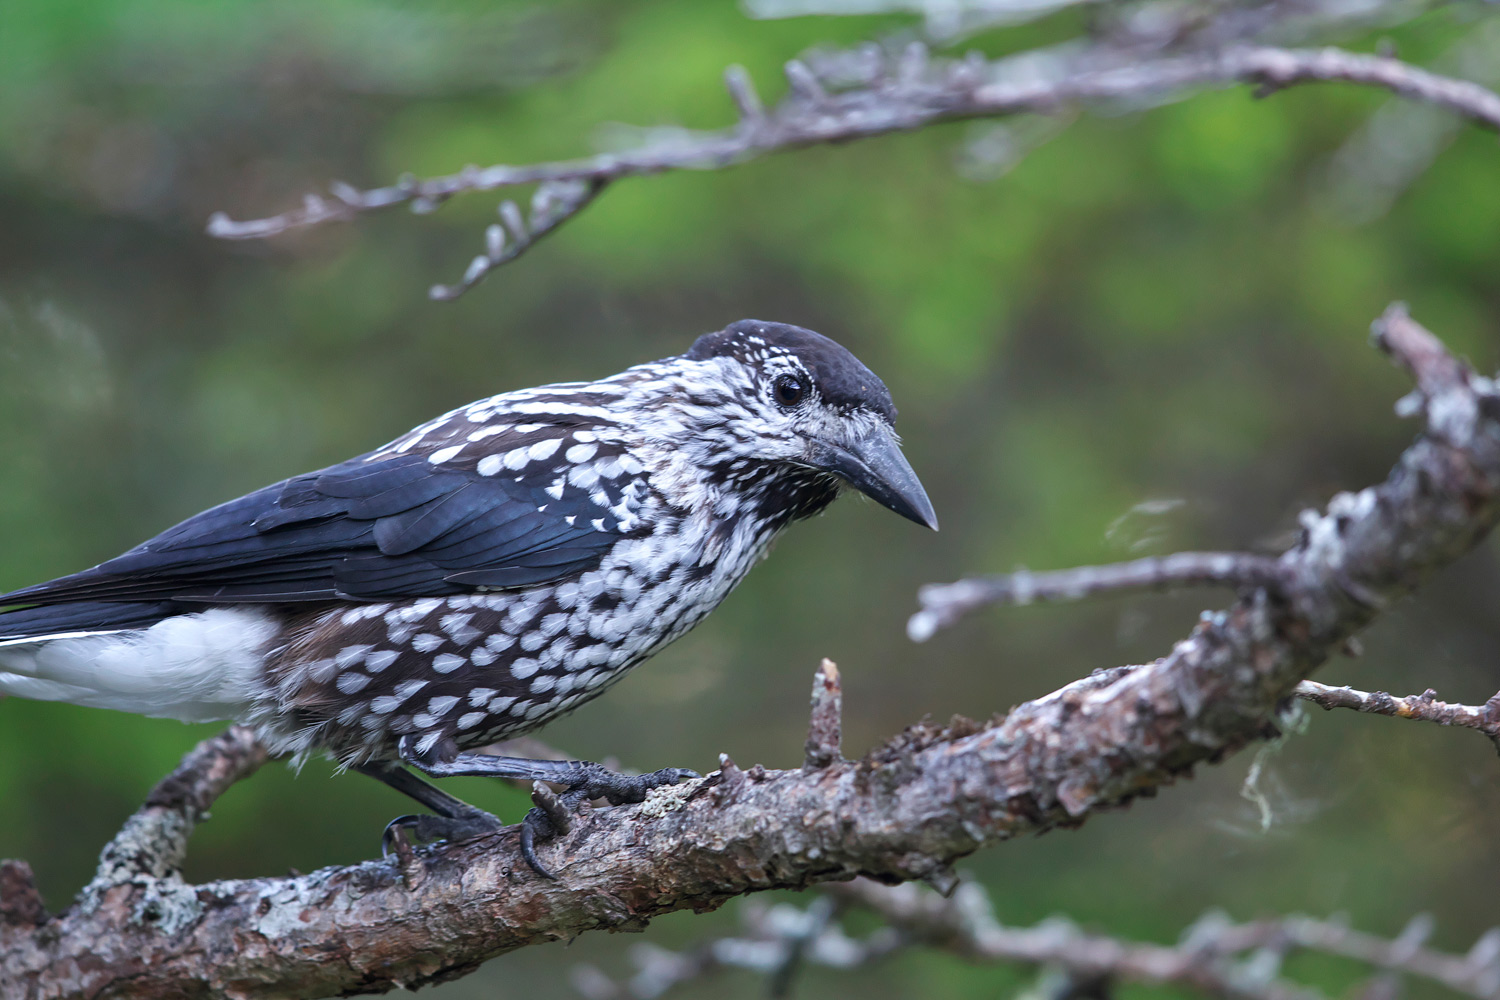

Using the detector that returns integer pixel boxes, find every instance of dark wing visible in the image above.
[0,442,642,610]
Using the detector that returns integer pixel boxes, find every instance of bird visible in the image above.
[0,319,936,876]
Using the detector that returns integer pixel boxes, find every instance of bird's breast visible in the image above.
[256,500,784,764]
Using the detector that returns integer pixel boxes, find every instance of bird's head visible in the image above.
[649,319,938,530]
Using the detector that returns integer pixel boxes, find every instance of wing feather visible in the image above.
[0,421,642,613]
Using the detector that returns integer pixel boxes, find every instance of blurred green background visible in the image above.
[2,1,1499,997]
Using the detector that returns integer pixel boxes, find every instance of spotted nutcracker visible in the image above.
[0,320,936,876]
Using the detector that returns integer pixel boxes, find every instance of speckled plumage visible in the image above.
[0,321,935,783]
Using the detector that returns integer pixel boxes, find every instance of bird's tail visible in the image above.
[0,604,282,724]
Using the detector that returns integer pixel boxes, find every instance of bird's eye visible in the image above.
[772,374,805,407]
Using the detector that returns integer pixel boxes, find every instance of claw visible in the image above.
[512,766,698,879]
[519,808,559,880]
[373,751,698,881]
[381,814,421,859]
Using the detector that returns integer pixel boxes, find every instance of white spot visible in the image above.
[411,633,444,653]
[477,455,503,477]
[546,480,565,500]
[433,653,466,673]
[530,674,556,693]
[485,633,515,652]
[457,711,488,730]
[502,603,539,631]
[467,687,497,706]
[566,443,597,463]
[510,658,539,679]
[394,679,427,700]
[490,695,516,714]
[429,445,463,465]
[528,438,562,461]
[336,672,371,694]
[329,641,372,667]
[366,650,399,672]
[470,647,497,667]
[411,598,444,616]
[427,695,460,715]
[306,659,337,683]
[341,606,383,626]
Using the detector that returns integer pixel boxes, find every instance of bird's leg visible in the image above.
[354,760,503,856]
[396,737,698,878]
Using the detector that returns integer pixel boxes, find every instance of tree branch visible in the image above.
[828,881,1500,1000]
[87,725,268,894]
[1294,679,1500,754]
[577,878,1500,1000]
[204,44,1500,299]
[909,552,1285,641]
[4,306,1500,998]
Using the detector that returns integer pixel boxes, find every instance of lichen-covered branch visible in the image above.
[2,305,1498,999]
[577,879,1500,1000]
[580,878,1500,1000]
[205,40,1500,299]
[829,881,1500,1000]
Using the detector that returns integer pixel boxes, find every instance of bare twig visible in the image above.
[832,880,1500,1000]
[6,307,1500,999]
[1294,679,1500,753]
[803,658,843,770]
[579,878,1500,1000]
[426,177,607,300]
[830,879,1320,1000]
[206,45,1500,299]
[909,552,1284,641]
[573,895,896,1000]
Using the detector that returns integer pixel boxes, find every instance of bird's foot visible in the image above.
[518,763,699,879]
[381,810,503,858]
[388,741,699,880]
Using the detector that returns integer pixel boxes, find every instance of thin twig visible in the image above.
[427,177,607,300]
[830,880,1500,1000]
[909,552,1283,641]
[205,45,1500,299]
[803,658,843,770]
[578,878,1500,1000]
[1294,679,1500,754]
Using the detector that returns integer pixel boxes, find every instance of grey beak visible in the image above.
[810,423,938,530]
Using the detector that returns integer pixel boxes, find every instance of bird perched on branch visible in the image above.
[0,320,935,876]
